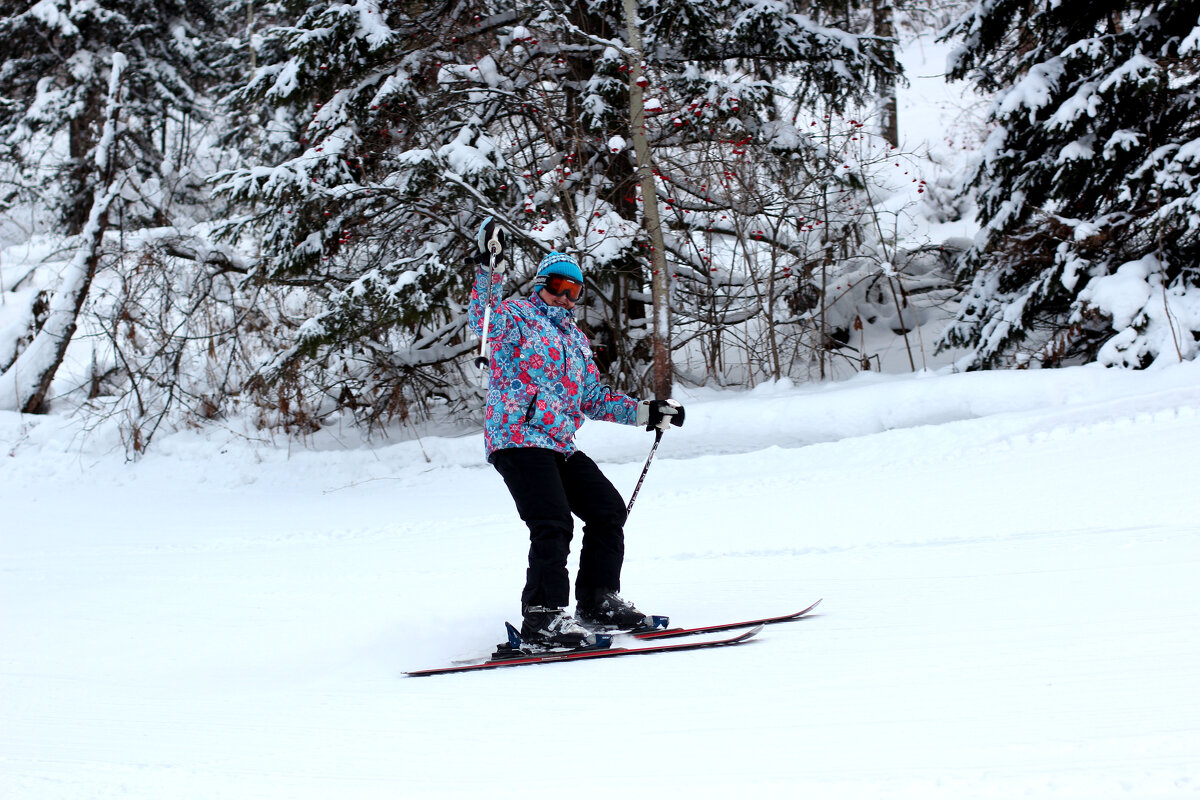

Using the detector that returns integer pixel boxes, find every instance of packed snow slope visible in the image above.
[2,361,1199,799]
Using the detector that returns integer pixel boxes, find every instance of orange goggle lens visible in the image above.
[543,274,584,302]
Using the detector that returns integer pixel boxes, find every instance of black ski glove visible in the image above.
[638,399,685,432]
[473,216,506,271]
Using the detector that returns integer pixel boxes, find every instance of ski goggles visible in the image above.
[541,274,585,302]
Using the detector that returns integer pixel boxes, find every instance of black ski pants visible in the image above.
[491,447,627,610]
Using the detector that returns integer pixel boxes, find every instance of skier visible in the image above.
[468,217,685,649]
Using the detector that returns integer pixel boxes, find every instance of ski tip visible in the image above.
[737,624,765,641]
[786,599,823,619]
[706,624,765,646]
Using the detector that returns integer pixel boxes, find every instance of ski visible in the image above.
[405,624,763,677]
[408,600,822,676]
[626,598,822,641]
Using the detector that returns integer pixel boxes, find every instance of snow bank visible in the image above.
[3,360,1198,486]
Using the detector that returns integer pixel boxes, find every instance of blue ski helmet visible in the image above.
[535,251,584,286]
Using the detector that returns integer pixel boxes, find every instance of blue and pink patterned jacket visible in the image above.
[468,262,640,461]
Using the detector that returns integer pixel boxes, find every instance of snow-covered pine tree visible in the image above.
[0,1,227,413]
[0,52,127,413]
[0,0,223,233]
[940,0,1200,368]
[215,0,505,425]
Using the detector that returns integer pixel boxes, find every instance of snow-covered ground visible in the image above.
[2,25,1196,800]
[2,361,1198,799]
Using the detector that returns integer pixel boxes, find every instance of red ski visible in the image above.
[628,598,822,641]
[405,600,823,677]
[405,625,763,677]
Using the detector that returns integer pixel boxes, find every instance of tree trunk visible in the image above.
[621,0,672,399]
[873,0,899,149]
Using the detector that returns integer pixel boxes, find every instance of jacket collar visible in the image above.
[531,291,573,315]
[531,292,576,329]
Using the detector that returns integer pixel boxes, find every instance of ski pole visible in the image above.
[626,427,664,516]
[474,224,504,371]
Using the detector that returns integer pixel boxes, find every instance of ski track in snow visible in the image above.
[2,362,1199,798]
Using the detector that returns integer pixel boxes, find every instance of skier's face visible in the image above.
[538,286,577,310]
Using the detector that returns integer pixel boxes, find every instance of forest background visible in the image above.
[1,0,1197,456]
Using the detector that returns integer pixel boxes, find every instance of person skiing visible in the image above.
[468,217,685,649]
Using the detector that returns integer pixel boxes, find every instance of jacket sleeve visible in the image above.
[467,260,515,346]
[579,356,640,425]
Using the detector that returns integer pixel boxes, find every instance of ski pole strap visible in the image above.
[626,428,664,515]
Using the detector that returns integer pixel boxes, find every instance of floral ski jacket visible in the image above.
[468,262,640,460]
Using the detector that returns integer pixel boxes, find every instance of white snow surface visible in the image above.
[3,361,1199,799]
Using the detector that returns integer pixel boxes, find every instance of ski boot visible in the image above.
[576,590,661,632]
[519,606,598,650]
